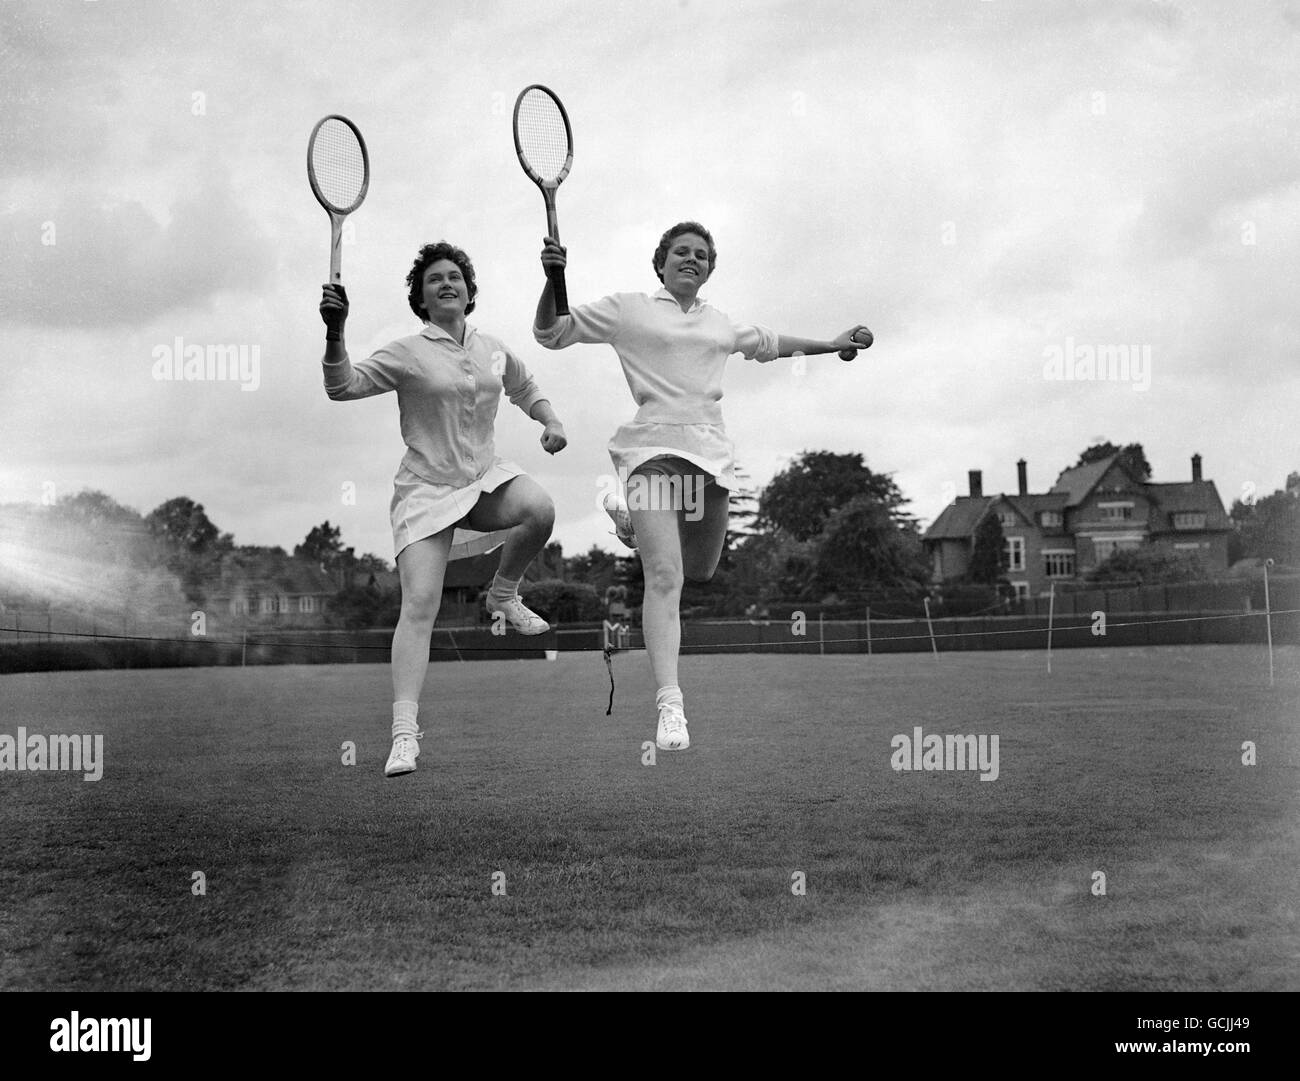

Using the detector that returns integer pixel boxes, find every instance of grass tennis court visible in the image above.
[1,645,1296,991]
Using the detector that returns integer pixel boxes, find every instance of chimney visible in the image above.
[968,470,983,499]
[1191,453,1202,482]
[1017,458,1028,496]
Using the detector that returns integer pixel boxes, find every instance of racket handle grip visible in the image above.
[550,267,569,317]
[330,216,343,283]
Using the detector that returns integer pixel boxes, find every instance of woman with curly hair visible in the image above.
[320,241,566,777]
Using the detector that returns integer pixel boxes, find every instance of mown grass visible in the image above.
[0,645,1295,990]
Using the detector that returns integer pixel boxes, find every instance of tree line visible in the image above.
[3,443,1294,627]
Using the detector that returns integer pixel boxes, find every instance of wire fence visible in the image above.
[1,605,1295,678]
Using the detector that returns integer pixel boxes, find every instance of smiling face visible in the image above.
[660,232,712,298]
[420,259,469,321]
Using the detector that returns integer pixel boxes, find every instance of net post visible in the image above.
[1263,562,1274,687]
[819,611,825,657]
[866,606,872,656]
[1047,581,1055,674]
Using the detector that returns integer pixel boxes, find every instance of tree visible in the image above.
[1086,547,1208,584]
[1075,441,1152,481]
[329,583,400,629]
[519,579,603,623]
[758,451,913,541]
[295,521,345,565]
[726,464,761,549]
[525,541,565,582]
[813,496,929,596]
[54,490,142,529]
[966,512,1008,584]
[726,530,819,604]
[1229,473,1300,567]
[565,545,619,594]
[145,497,224,552]
[355,552,392,575]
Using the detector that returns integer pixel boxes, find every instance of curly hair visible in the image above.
[406,241,477,319]
[652,221,717,284]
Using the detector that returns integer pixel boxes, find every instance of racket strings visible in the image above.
[310,119,366,211]
[516,92,569,181]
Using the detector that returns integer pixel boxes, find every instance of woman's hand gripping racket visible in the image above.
[513,85,573,315]
[308,114,369,339]
[838,326,874,361]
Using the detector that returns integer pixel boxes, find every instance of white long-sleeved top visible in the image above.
[323,322,547,486]
[532,289,778,426]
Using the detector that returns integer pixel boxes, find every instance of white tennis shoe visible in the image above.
[656,707,690,751]
[384,732,422,777]
[485,594,550,635]
[603,493,638,549]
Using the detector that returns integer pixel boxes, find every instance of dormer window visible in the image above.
[1040,511,1063,527]
[1173,512,1206,530]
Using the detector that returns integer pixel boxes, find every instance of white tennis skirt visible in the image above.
[390,460,524,561]
[608,420,737,490]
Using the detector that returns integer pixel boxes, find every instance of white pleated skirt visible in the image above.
[608,420,736,489]
[390,460,523,561]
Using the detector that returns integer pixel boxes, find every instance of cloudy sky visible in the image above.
[2,0,1297,565]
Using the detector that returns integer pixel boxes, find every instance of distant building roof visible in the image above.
[1049,455,1122,506]
[925,496,992,540]
[1003,493,1069,519]
[1146,482,1230,531]
[207,551,337,597]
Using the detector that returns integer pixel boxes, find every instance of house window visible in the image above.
[998,512,1017,528]
[1099,502,1134,520]
[259,596,275,614]
[1095,537,1143,563]
[1043,551,1075,578]
[278,595,290,614]
[1011,582,1030,600]
[1173,512,1206,530]
[1040,511,1063,527]
[299,596,317,614]
[1173,542,1205,552]
[1005,536,1025,571]
[229,598,249,616]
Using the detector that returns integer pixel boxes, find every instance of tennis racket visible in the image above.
[307,114,370,283]
[513,85,573,315]
[838,326,874,361]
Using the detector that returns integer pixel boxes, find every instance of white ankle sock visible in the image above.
[392,700,419,739]
[488,572,520,604]
[656,685,683,713]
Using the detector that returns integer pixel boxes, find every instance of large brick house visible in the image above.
[924,453,1231,597]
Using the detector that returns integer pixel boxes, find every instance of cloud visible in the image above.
[0,166,274,328]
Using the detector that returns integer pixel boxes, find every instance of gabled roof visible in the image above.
[1146,482,1230,530]
[1050,455,1122,506]
[924,496,992,540]
[1003,493,1069,519]
[986,494,1034,527]
[208,551,337,596]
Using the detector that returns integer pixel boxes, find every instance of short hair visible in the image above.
[406,241,477,320]
[652,221,717,284]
